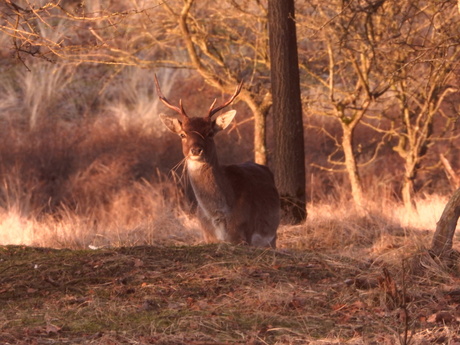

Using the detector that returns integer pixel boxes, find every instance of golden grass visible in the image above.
[1,174,453,252]
[0,181,201,249]
[0,118,455,252]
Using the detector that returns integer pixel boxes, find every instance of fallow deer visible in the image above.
[155,75,280,247]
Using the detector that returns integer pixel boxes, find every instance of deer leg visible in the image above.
[197,208,218,243]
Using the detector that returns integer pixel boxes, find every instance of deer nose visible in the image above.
[190,146,203,156]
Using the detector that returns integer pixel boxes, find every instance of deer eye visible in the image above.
[179,133,186,139]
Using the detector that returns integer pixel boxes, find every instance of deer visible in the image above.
[155,75,280,248]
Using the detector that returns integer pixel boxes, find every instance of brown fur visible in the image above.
[160,113,280,248]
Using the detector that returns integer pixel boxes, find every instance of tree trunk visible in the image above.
[342,125,364,208]
[402,178,415,213]
[253,108,267,166]
[268,0,307,224]
[431,188,460,257]
[402,156,417,213]
[239,91,271,166]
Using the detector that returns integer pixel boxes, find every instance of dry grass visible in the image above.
[2,118,458,344]
[0,55,455,253]
[0,54,459,345]
[0,95,457,253]
[0,117,198,249]
[1,244,459,345]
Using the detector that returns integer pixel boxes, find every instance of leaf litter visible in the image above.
[1,244,459,344]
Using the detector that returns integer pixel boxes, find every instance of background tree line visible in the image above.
[1,0,459,215]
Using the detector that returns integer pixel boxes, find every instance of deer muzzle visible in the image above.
[189,145,204,158]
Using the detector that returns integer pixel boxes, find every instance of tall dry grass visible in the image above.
[0,117,202,248]
[0,59,456,253]
[0,61,202,248]
[280,192,450,255]
[0,112,451,252]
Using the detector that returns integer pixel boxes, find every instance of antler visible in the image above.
[207,81,243,118]
[154,74,188,118]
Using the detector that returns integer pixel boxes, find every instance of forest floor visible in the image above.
[1,242,460,345]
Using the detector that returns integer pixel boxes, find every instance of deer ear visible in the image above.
[160,114,182,133]
[214,110,236,132]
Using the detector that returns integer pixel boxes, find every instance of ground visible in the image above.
[1,244,459,345]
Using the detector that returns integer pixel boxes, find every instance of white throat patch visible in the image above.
[187,159,205,173]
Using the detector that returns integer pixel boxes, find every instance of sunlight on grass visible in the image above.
[394,195,449,230]
[0,189,454,251]
[0,206,202,249]
[0,210,35,246]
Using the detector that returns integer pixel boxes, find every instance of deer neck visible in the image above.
[186,159,233,217]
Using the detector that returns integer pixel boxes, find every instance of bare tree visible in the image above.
[158,0,273,165]
[378,0,460,212]
[391,73,458,212]
[297,0,392,208]
[297,0,460,209]
[394,97,458,208]
[0,1,160,67]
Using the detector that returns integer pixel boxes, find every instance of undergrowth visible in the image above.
[0,113,455,251]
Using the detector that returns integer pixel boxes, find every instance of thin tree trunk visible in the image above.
[239,91,271,166]
[431,188,460,257]
[342,125,364,208]
[402,157,417,213]
[254,109,267,166]
[440,154,460,190]
[176,0,269,165]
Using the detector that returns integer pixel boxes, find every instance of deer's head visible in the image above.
[155,75,242,164]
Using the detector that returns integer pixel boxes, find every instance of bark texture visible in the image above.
[268,0,306,223]
[342,125,364,208]
[431,188,460,257]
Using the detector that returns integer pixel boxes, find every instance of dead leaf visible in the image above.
[350,300,367,310]
[134,258,144,267]
[186,297,195,308]
[427,313,436,323]
[0,284,13,294]
[289,296,304,309]
[354,277,379,289]
[46,323,61,334]
[435,311,456,324]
